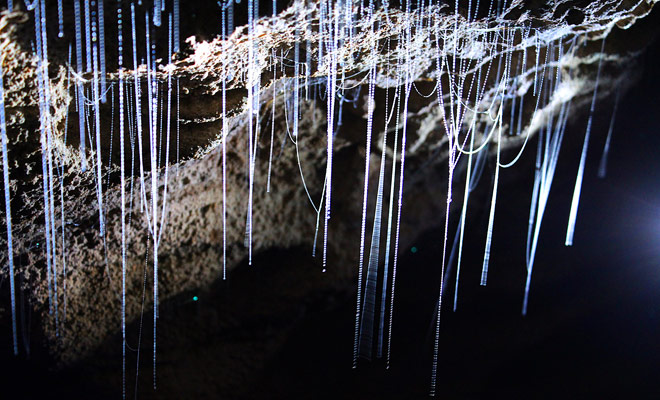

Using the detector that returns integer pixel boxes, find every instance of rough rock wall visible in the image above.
[0,0,658,365]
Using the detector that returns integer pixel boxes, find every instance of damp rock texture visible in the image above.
[0,0,659,369]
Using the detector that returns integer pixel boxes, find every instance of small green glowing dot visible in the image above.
[192,296,198,302]
[411,246,418,253]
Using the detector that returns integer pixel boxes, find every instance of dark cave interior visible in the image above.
[1,1,660,399]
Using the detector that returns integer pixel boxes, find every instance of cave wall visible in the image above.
[0,0,658,370]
